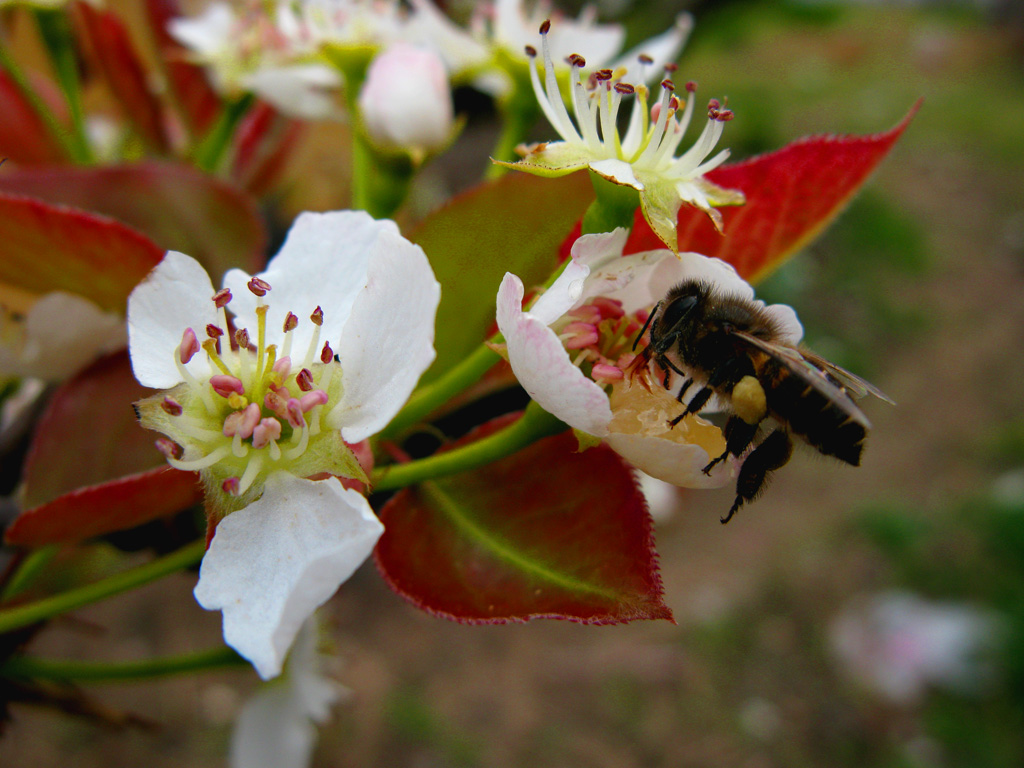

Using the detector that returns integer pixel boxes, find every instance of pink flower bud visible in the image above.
[357,44,453,154]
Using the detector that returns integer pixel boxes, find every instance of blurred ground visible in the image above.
[4,1,1024,767]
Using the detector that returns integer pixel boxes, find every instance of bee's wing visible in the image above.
[796,349,896,404]
[731,330,878,428]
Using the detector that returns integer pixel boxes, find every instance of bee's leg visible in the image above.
[675,378,693,403]
[702,416,757,474]
[722,429,792,524]
[669,384,712,427]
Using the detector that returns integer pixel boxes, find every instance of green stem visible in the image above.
[2,646,246,683]
[0,540,205,635]
[372,401,565,492]
[350,131,415,219]
[1,545,58,603]
[0,38,83,163]
[33,9,92,163]
[193,93,254,173]
[582,169,641,235]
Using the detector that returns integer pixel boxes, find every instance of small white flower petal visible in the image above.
[329,229,441,443]
[605,431,732,489]
[230,619,343,768]
[194,473,383,680]
[497,273,611,436]
[0,292,124,381]
[127,251,220,388]
[168,2,235,56]
[611,13,693,85]
[589,158,644,190]
[245,64,342,120]
[225,212,400,355]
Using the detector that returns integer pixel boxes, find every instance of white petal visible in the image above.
[496,273,611,436]
[611,14,693,85]
[0,292,124,381]
[329,229,441,442]
[245,65,342,120]
[407,0,488,75]
[589,158,644,190]
[530,229,630,323]
[127,251,219,388]
[168,2,236,56]
[229,619,343,768]
[224,211,401,356]
[194,474,383,680]
[606,430,733,489]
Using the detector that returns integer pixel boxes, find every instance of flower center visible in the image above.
[153,277,342,498]
[554,297,647,385]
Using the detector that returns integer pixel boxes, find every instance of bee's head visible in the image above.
[650,281,707,351]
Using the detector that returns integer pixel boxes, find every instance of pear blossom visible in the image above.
[357,43,454,157]
[0,291,124,381]
[127,210,440,678]
[230,618,344,768]
[830,591,1004,703]
[498,22,745,252]
[496,228,801,488]
[169,2,342,119]
[408,0,692,100]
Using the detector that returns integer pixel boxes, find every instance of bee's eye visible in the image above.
[659,295,698,333]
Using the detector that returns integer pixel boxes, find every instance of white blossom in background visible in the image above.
[830,590,1004,703]
[495,228,802,488]
[230,618,344,768]
[127,210,441,678]
[499,21,744,251]
[169,2,342,119]
[357,43,455,158]
[408,0,692,100]
[0,292,124,381]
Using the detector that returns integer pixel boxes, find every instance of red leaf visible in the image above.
[5,467,201,547]
[624,101,922,281]
[74,2,171,154]
[145,0,220,136]
[0,162,267,278]
[0,192,162,313]
[0,69,68,165]
[375,415,673,625]
[230,102,305,197]
[19,352,170,509]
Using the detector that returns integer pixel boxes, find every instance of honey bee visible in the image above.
[633,279,893,523]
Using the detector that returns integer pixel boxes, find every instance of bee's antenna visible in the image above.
[632,301,661,351]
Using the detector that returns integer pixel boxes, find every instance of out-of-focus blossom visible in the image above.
[230,618,344,768]
[0,292,124,382]
[495,228,801,488]
[408,0,692,100]
[830,590,1004,703]
[169,2,342,119]
[357,43,454,158]
[499,22,744,251]
[128,210,441,678]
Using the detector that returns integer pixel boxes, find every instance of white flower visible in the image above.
[357,43,454,157]
[230,617,344,768]
[499,21,744,251]
[127,210,440,678]
[169,2,342,119]
[830,591,1004,703]
[408,0,692,101]
[0,291,124,381]
[496,228,801,488]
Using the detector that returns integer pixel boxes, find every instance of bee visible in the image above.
[632,279,893,523]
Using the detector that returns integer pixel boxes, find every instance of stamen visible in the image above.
[300,389,329,411]
[222,477,241,496]
[210,374,244,398]
[283,419,310,460]
[252,417,282,450]
[212,288,232,308]
[178,328,200,364]
[296,368,314,392]
[247,276,271,297]
[201,338,233,376]
[321,342,334,364]
[236,454,264,495]
[161,397,183,416]
[167,444,232,471]
[155,437,182,460]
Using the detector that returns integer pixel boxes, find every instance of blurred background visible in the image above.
[4,0,1024,766]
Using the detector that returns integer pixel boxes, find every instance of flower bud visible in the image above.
[357,44,454,154]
